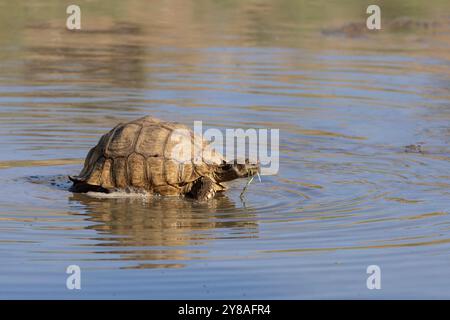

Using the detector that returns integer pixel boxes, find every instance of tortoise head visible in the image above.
[214,159,260,182]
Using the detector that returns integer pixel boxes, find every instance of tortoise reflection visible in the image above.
[69,193,258,269]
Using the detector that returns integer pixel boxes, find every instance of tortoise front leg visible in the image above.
[189,177,216,201]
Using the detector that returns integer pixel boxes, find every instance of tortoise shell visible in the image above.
[75,116,223,195]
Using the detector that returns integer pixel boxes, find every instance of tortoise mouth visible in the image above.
[244,162,260,177]
[237,162,260,179]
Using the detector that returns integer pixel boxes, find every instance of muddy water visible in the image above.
[0,0,449,298]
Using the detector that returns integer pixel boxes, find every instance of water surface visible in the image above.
[0,0,449,299]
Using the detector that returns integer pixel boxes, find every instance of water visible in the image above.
[0,0,449,299]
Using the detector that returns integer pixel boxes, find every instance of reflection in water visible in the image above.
[69,193,258,269]
[24,22,147,89]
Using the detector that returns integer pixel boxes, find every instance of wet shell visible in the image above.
[75,116,223,196]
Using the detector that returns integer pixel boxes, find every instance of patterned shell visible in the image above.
[75,116,223,195]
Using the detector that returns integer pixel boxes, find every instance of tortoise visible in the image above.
[69,116,259,201]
